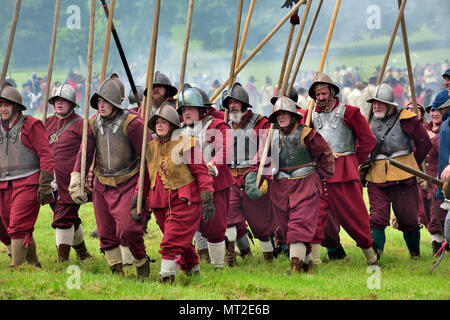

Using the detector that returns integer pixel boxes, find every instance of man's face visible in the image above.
[229,98,244,123]
[153,84,167,101]
[314,86,333,110]
[54,97,73,117]
[430,109,443,125]
[373,100,388,118]
[0,101,17,122]
[97,97,115,118]
[276,110,292,129]
[181,106,200,126]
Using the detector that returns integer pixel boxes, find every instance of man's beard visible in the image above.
[373,111,386,119]
[230,110,244,123]
[153,94,166,107]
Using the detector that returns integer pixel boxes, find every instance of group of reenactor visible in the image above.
[0,67,449,284]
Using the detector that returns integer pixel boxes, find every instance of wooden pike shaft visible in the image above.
[256,0,312,187]
[80,0,96,186]
[210,0,306,103]
[42,0,61,124]
[397,0,417,115]
[366,0,407,123]
[287,0,323,96]
[178,0,195,95]
[224,0,244,122]
[305,0,342,127]
[100,0,115,83]
[235,0,256,76]
[1,0,21,84]
[137,0,161,215]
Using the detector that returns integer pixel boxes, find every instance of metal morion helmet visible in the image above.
[148,102,181,131]
[308,72,340,99]
[194,87,212,106]
[90,78,124,110]
[222,82,252,109]
[177,84,206,113]
[0,82,27,111]
[48,83,79,108]
[143,71,178,98]
[366,82,398,107]
[128,85,144,105]
[269,96,302,123]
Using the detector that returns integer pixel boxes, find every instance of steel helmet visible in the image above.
[0,82,27,111]
[48,83,79,108]
[90,78,124,110]
[143,71,178,98]
[366,82,398,107]
[222,82,252,109]
[308,72,340,99]
[148,102,181,131]
[269,96,302,123]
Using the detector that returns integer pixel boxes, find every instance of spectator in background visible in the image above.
[260,76,273,116]
[244,76,261,109]
[21,81,33,114]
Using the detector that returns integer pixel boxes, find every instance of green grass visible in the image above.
[0,194,448,301]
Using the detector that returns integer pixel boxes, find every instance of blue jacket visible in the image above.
[437,110,450,201]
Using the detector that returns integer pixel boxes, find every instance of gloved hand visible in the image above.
[417,177,428,191]
[130,195,144,222]
[68,172,88,205]
[207,162,218,178]
[37,170,54,204]
[201,191,215,222]
[245,172,268,200]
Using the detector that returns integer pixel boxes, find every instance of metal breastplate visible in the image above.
[95,110,137,177]
[312,105,355,155]
[272,125,316,178]
[228,113,259,169]
[180,116,215,163]
[371,110,412,159]
[0,115,40,181]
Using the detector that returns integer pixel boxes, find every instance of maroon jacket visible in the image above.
[45,112,83,203]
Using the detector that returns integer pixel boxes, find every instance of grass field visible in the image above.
[0,193,448,301]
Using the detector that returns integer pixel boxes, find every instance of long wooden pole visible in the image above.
[305,0,342,127]
[80,0,96,187]
[256,0,312,187]
[276,23,296,96]
[100,0,115,83]
[223,0,244,122]
[42,0,61,124]
[397,0,417,114]
[210,0,306,103]
[1,0,21,84]
[137,0,161,215]
[366,0,407,124]
[234,0,256,81]
[287,0,323,96]
[177,0,195,96]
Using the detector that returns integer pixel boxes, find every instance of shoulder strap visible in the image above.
[370,110,401,159]
[49,116,82,144]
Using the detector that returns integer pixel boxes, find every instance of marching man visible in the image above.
[70,78,149,278]
[224,83,277,265]
[46,83,91,262]
[0,82,55,270]
[178,84,234,270]
[309,73,379,266]
[246,96,335,272]
[365,83,431,259]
